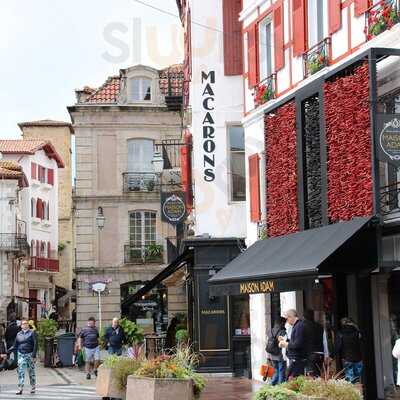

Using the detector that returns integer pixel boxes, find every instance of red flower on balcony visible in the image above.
[367,2,399,38]
[254,82,274,107]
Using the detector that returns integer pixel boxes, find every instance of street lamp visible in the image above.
[92,282,106,331]
[96,206,105,230]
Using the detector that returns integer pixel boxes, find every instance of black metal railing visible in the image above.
[124,244,164,264]
[303,38,331,78]
[154,139,185,169]
[122,172,161,193]
[253,74,276,108]
[380,182,400,216]
[0,233,29,252]
[365,0,400,40]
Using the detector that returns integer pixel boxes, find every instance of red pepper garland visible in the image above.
[265,101,299,237]
[324,62,373,222]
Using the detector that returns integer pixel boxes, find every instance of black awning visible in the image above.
[209,217,377,296]
[121,248,193,309]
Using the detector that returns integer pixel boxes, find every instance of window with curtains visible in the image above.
[129,211,157,257]
[228,126,246,202]
[258,16,274,81]
[129,77,152,102]
[307,0,325,48]
[127,139,154,172]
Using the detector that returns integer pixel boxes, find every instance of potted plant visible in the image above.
[145,244,163,262]
[119,318,144,346]
[306,53,326,75]
[175,329,189,346]
[36,318,58,367]
[367,3,399,39]
[146,179,155,192]
[96,355,142,400]
[126,347,206,400]
[254,83,274,106]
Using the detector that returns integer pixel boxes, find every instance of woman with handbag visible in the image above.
[392,336,400,386]
[266,317,287,385]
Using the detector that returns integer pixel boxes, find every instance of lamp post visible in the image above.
[95,207,106,329]
[92,282,106,331]
[96,207,105,230]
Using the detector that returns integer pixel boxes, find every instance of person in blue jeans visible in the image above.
[266,317,287,385]
[334,317,363,383]
[104,318,126,356]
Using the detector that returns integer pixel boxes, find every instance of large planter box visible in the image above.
[126,376,193,400]
[96,365,126,400]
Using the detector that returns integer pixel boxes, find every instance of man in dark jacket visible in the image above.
[303,309,325,377]
[334,317,363,383]
[78,317,100,380]
[104,317,126,356]
[5,313,20,368]
[9,319,38,395]
[278,309,308,378]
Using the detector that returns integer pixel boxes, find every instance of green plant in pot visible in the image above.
[175,329,189,345]
[146,179,155,191]
[146,244,163,261]
[37,318,58,350]
[119,318,144,345]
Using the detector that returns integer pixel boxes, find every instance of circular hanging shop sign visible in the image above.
[379,117,400,164]
[162,194,186,224]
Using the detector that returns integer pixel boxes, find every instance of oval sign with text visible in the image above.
[378,115,400,165]
[162,194,186,225]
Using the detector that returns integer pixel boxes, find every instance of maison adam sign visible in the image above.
[377,114,400,165]
[161,192,186,225]
[201,71,216,182]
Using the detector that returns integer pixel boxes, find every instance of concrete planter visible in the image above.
[95,365,126,400]
[126,376,193,400]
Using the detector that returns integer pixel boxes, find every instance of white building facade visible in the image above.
[0,140,63,320]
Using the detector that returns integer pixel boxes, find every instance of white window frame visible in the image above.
[258,15,274,82]
[227,125,246,203]
[129,210,157,257]
[307,0,325,49]
[128,77,152,102]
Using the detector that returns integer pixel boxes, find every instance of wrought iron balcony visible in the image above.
[124,244,164,264]
[303,38,331,78]
[122,172,161,193]
[365,0,400,40]
[0,233,28,252]
[253,74,276,108]
[29,256,59,272]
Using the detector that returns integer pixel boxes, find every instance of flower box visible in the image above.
[96,365,126,400]
[126,376,193,400]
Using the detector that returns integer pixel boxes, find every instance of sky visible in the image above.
[0,0,183,138]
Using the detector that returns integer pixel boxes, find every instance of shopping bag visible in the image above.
[392,338,400,359]
[76,349,85,367]
[260,364,275,381]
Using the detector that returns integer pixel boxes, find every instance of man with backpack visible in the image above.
[266,317,287,385]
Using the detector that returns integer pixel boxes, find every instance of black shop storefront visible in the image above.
[121,237,253,377]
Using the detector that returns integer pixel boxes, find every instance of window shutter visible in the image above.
[36,199,42,219]
[247,23,258,88]
[249,154,261,222]
[31,163,37,179]
[274,1,284,71]
[223,0,243,76]
[329,0,342,34]
[47,168,54,185]
[354,0,370,16]
[292,0,306,57]
[47,242,51,258]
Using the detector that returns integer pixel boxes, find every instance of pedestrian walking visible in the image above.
[266,316,287,385]
[104,317,126,356]
[0,326,8,371]
[303,309,325,377]
[278,309,308,379]
[9,319,38,395]
[334,317,363,383]
[4,313,20,368]
[78,316,100,380]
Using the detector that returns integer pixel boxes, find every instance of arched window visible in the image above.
[36,199,42,219]
[47,242,51,259]
[40,241,46,258]
[31,198,36,218]
[31,240,35,257]
[127,139,154,172]
[36,241,40,258]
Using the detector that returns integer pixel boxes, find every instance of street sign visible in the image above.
[376,113,400,165]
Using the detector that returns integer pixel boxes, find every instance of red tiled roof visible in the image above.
[0,160,28,187]
[85,76,120,104]
[0,140,64,168]
[80,64,184,104]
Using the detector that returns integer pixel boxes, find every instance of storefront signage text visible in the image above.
[200,309,225,315]
[239,280,275,294]
[377,114,400,165]
[161,192,186,225]
[201,70,216,182]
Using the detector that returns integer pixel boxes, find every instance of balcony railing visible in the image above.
[122,172,161,193]
[0,233,28,252]
[29,256,59,272]
[303,38,331,78]
[365,0,400,40]
[380,182,400,217]
[124,244,164,264]
[154,139,184,169]
[253,74,276,108]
